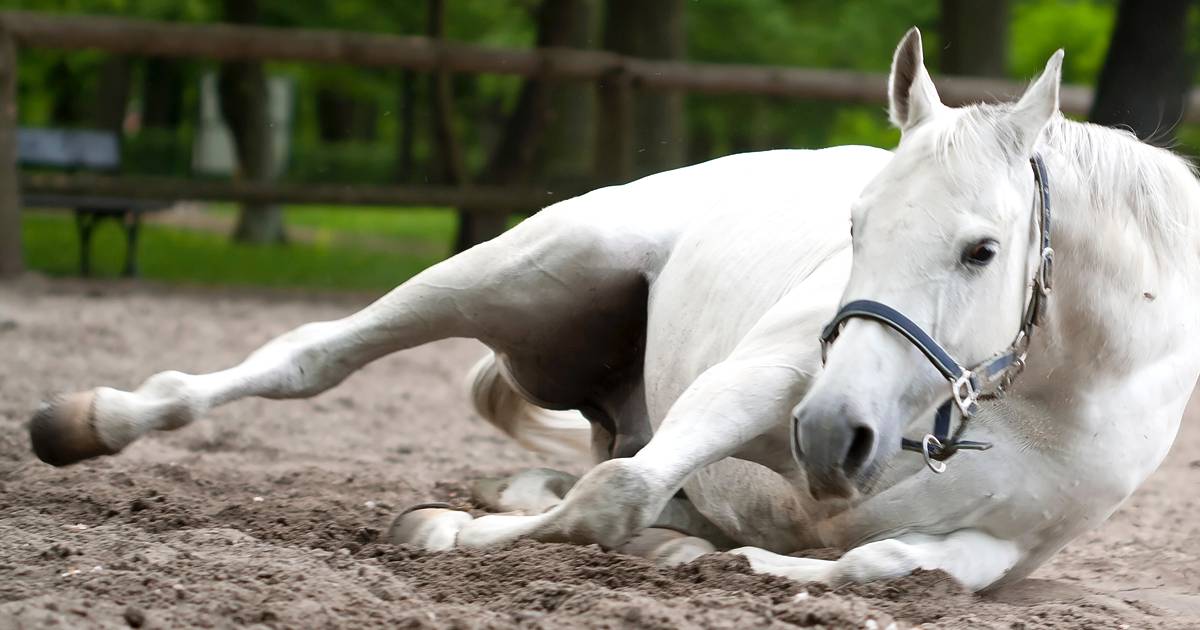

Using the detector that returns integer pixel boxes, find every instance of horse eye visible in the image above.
[963,239,999,266]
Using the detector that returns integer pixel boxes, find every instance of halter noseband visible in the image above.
[815,155,1053,473]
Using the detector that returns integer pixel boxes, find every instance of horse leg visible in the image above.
[616,528,717,566]
[470,467,580,514]
[390,293,821,553]
[464,466,733,544]
[28,208,650,466]
[730,530,1021,591]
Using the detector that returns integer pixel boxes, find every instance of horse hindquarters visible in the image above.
[29,205,664,466]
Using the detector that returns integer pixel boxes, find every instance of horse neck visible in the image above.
[1026,145,1200,408]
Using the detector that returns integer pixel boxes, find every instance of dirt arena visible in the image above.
[1,277,1197,629]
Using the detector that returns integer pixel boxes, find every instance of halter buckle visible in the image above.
[921,434,947,473]
[1038,247,1054,295]
[951,371,978,417]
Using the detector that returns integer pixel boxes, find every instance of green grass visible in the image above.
[21,210,456,291]
[207,203,459,243]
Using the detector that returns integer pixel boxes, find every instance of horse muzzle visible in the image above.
[791,397,894,500]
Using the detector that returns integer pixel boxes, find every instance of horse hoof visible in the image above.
[28,391,115,467]
[469,467,577,513]
[387,503,474,551]
[618,527,717,566]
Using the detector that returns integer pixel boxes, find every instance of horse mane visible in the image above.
[935,105,1200,255]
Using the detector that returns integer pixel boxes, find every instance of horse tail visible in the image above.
[466,352,594,459]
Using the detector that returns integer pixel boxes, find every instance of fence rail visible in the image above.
[20,173,566,212]
[8,10,1195,114]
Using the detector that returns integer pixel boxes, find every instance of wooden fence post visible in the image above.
[0,24,21,277]
[595,69,633,184]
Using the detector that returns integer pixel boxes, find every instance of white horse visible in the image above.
[30,29,1200,592]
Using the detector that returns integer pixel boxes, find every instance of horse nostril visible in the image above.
[843,425,876,475]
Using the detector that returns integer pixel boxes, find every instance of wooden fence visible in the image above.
[3,10,1200,276]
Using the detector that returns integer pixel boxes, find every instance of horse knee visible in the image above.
[547,458,671,548]
[453,459,666,549]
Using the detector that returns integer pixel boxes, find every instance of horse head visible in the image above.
[793,28,1064,499]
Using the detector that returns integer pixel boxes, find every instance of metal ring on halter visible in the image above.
[921,434,947,473]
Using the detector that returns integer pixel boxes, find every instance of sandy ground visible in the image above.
[0,276,1197,629]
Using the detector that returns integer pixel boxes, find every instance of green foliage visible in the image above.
[683,0,936,154]
[1010,0,1115,83]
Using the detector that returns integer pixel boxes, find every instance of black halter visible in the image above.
[816,155,1053,473]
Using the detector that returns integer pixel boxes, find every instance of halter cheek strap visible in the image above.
[814,154,1053,473]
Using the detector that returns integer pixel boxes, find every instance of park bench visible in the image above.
[17,127,170,277]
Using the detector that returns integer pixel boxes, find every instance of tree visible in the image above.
[1090,0,1195,146]
[601,0,687,177]
[142,57,184,130]
[541,0,598,186]
[395,69,418,182]
[440,0,594,251]
[426,0,467,193]
[940,0,1008,77]
[92,56,132,135]
[0,29,21,276]
[218,0,286,244]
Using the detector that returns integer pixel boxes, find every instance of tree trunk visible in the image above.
[218,0,285,244]
[316,89,378,143]
[48,60,87,126]
[632,0,686,174]
[600,0,686,176]
[142,57,184,129]
[426,0,467,187]
[596,2,634,185]
[542,0,597,184]
[316,88,354,142]
[453,0,591,251]
[1090,0,1195,146]
[396,70,418,182]
[0,28,22,277]
[92,56,132,136]
[939,0,1009,77]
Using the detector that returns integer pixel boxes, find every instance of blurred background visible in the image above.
[0,0,1196,291]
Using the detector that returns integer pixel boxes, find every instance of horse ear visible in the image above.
[1008,50,1064,155]
[888,27,944,131]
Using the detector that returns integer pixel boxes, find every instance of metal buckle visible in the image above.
[1038,247,1054,294]
[1010,329,1028,356]
[921,434,947,473]
[951,371,977,417]
[996,355,1025,396]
